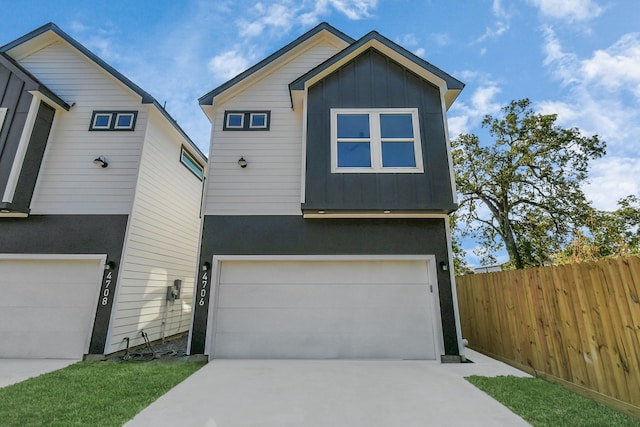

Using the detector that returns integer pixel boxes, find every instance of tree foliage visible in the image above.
[554,195,640,264]
[451,99,606,269]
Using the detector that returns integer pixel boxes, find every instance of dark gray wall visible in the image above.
[0,215,129,354]
[190,215,460,356]
[303,48,456,213]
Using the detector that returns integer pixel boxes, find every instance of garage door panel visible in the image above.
[218,284,430,309]
[215,307,431,335]
[0,307,94,332]
[214,331,434,359]
[220,260,428,284]
[0,331,88,359]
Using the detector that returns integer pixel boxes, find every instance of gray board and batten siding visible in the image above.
[303,48,456,213]
[0,215,128,353]
[190,215,460,357]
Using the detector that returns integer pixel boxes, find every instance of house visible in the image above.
[190,23,465,361]
[0,23,206,359]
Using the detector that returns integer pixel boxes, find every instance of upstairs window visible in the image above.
[331,108,423,173]
[90,111,137,131]
[223,111,270,131]
[180,147,204,180]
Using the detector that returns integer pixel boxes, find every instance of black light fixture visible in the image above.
[440,261,449,272]
[202,261,211,271]
[238,156,248,168]
[104,260,116,270]
[93,156,109,168]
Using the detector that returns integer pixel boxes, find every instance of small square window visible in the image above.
[226,113,244,128]
[115,113,135,129]
[93,113,112,129]
[90,111,137,131]
[250,113,268,129]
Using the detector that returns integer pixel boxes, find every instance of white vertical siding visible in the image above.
[204,42,341,215]
[18,41,144,214]
[106,110,203,353]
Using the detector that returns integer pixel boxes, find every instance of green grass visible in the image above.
[466,375,640,427]
[0,360,206,427]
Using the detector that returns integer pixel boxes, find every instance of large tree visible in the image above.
[451,99,606,269]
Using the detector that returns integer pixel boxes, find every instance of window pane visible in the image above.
[382,141,416,167]
[116,114,132,128]
[337,114,370,138]
[380,114,413,138]
[338,142,371,167]
[181,151,204,178]
[227,114,243,127]
[94,115,111,127]
[251,114,266,128]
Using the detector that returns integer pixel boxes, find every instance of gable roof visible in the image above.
[1,23,206,160]
[0,52,70,110]
[290,31,465,110]
[198,22,354,106]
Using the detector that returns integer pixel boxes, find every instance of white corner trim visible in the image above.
[300,90,308,204]
[443,216,465,357]
[441,94,458,205]
[0,107,7,132]
[2,96,40,203]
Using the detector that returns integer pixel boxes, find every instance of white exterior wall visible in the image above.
[18,40,145,214]
[106,110,203,353]
[205,42,342,215]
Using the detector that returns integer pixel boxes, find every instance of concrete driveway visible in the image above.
[0,359,78,388]
[126,349,531,427]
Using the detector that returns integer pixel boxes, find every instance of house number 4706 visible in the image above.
[199,270,208,306]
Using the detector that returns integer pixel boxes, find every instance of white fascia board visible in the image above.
[2,95,40,203]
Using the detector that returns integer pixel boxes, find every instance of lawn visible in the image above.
[467,375,640,427]
[0,360,205,427]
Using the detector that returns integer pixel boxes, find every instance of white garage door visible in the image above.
[211,259,437,359]
[0,258,103,359]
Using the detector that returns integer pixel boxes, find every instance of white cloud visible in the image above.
[539,27,640,210]
[529,0,603,22]
[237,3,297,38]
[300,0,377,25]
[429,32,450,47]
[414,47,425,57]
[448,72,502,137]
[207,50,251,80]
[472,0,511,44]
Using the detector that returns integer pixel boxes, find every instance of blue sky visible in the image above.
[1,0,638,265]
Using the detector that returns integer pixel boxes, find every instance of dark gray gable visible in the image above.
[1,23,206,161]
[290,31,465,93]
[0,52,69,110]
[198,22,354,106]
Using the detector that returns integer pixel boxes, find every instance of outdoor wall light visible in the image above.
[202,262,211,272]
[238,157,248,168]
[93,156,109,168]
[440,261,449,272]
[104,260,117,270]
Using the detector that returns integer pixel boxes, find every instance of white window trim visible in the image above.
[225,113,244,129]
[331,108,424,173]
[249,112,268,129]
[114,112,135,130]
[92,113,112,129]
[0,107,7,132]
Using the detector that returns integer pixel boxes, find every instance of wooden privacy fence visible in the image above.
[456,256,640,416]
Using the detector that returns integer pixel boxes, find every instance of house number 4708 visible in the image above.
[101,271,112,306]
[199,270,208,306]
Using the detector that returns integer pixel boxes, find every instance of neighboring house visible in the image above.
[0,23,206,359]
[190,23,466,361]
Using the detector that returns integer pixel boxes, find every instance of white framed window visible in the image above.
[89,111,137,131]
[223,111,270,131]
[249,112,268,129]
[225,113,244,129]
[331,108,423,173]
[180,146,204,180]
[91,112,112,129]
[114,112,135,129]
